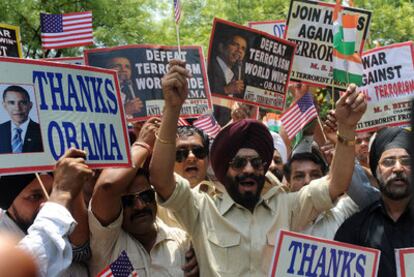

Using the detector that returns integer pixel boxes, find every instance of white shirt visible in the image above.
[216,56,234,84]
[89,208,190,277]
[0,202,76,277]
[300,195,359,239]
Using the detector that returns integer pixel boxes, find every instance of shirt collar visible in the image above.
[153,218,177,245]
[11,118,30,133]
[216,56,234,84]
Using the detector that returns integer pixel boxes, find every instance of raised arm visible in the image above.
[328,84,367,200]
[91,118,158,226]
[150,60,191,200]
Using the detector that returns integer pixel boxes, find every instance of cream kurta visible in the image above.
[159,174,333,276]
[88,209,190,277]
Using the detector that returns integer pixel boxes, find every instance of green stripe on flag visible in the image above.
[334,35,356,55]
[333,69,362,85]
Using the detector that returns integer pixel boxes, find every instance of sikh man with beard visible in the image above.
[150,60,367,276]
[335,127,413,277]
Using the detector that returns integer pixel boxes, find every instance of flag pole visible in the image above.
[35,172,49,200]
[175,23,182,58]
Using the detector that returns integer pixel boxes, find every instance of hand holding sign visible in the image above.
[161,60,191,110]
[335,84,367,130]
[50,148,93,208]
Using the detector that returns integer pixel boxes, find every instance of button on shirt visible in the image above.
[335,199,414,277]
[88,209,190,277]
[159,174,333,276]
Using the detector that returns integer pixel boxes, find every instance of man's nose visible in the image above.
[242,161,255,173]
[304,174,312,186]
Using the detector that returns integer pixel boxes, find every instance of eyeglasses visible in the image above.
[229,156,266,170]
[121,188,155,207]
[176,146,208,162]
[380,156,411,168]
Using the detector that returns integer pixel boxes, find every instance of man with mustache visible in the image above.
[150,60,367,276]
[89,118,197,276]
[335,127,413,277]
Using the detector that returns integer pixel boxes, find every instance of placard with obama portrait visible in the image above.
[285,0,371,89]
[84,45,212,122]
[208,18,296,111]
[269,230,380,277]
[356,42,414,133]
[0,57,131,175]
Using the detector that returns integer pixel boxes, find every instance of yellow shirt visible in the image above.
[159,174,333,276]
[88,209,190,277]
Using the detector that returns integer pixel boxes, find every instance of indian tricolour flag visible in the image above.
[332,0,363,85]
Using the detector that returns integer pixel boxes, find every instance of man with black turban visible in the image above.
[150,60,367,276]
[335,127,413,277]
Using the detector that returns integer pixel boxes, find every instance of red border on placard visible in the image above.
[270,230,380,277]
[356,41,414,133]
[397,248,414,277]
[43,56,84,63]
[0,56,132,174]
[207,17,296,111]
[84,44,213,122]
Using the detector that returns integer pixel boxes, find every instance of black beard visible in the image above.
[271,168,284,182]
[224,173,265,211]
[378,172,412,200]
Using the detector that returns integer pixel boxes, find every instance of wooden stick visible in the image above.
[317,116,328,144]
[35,172,49,200]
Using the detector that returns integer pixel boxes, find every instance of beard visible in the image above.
[224,172,265,211]
[271,168,284,182]
[9,206,36,234]
[377,169,412,200]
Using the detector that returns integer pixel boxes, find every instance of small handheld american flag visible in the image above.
[193,114,221,139]
[174,0,182,24]
[280,93,318,140]
[97,251,138,277]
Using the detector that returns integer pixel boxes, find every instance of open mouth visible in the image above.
[185,166,199,173]
[238,179,257,193]
[131,211,152,221]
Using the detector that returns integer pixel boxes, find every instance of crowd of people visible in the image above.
[0,59,412,277]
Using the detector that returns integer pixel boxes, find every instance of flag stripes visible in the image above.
[40,11,93,49]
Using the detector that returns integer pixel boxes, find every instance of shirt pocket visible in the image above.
[207,230,242,275]
[261,232,277,274]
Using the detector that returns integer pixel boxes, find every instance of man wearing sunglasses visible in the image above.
[174,126,210,188]
[89,118,196,277]
[335,127,413,277]
[150,60,367,276]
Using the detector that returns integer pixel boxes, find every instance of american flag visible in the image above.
[193,114,221,139]
[178,117,190,126]
[280,93,318,140]
[97,251,138,277]
[40,11,93,49]
[174,0,181,24]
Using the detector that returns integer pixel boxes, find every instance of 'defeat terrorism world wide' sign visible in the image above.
[0,57,131,174]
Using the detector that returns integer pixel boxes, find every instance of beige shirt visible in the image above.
[159,174,333,276]
[88,209,190,277]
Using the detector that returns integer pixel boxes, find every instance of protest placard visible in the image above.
[0,23,22,58]
[43,57,84,65]
[285,0,371,89]
[248,20,287,38]
[396,248,414,277]
[208,18,296,111]
[84,45,212,121]
[269,230,380,277]
[0,57,131,174]
[356,42,414,132]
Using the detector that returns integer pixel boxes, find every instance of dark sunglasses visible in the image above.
[380,156,411,168]
[121,188,155,207]
[175,146,208,162]
[229,156,266,170]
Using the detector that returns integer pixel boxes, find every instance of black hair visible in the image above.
[177,125,210,154]
[3,85,30,102]
[284,150,329,181]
